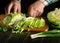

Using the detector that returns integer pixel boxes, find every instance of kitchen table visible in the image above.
[0,31,60,43]
[0,14,60,43]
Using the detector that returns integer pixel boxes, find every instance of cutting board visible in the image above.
[0,14,6,25]
[0,14,49,32]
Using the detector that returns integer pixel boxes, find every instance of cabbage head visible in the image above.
[47,8,60,29]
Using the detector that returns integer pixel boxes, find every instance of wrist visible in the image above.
[36,1,46,8]
[36,0,46,8]
[37,0,48,6]
[13,0,21,2]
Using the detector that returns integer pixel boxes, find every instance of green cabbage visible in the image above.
[12,17,45,33]
[47,8,60,29]
[3,13,45,33]
[3,13,26,25]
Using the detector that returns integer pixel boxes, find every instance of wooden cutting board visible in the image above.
[0,14,7,25]
[0,14,49,32]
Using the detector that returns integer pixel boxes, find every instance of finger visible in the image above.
[17,4,21,13]
[33,8,40,17]
[13,4,18,14]
[28,6,33,17]
[38,11,43,16]
[30,9,34,17]
[38,9,44,16]
[33,13,36,17]
[36,10,42,17]
[7,2,13,14]
[33,10,37,17]
[29,9,34,17]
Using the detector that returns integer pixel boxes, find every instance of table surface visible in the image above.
[0,31,60,43]
[0,14,60,43]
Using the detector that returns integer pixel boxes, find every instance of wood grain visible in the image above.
[0,14,6,25]
[24,25,49,32]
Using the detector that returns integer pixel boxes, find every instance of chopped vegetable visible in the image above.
[3,13,45,33]
[12,18,26,33]
[12,17,45,33]
[0,25,8,32]
[3,13,26,25]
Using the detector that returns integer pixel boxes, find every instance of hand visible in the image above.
[5,1,21,15]
[28,1,45,17]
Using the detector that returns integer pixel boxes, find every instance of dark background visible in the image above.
[0,0,60,15]
[0,0,60,43]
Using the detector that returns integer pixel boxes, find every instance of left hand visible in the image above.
[28,1,45,17]
[5,0,21,15]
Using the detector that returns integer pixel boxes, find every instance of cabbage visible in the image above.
[12,17,45,33]
[3,13,26,25]
[3,13,45,33]
[47,8,60,29]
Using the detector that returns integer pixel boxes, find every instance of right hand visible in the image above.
[5,0,21,15]
[28,1,45,17]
